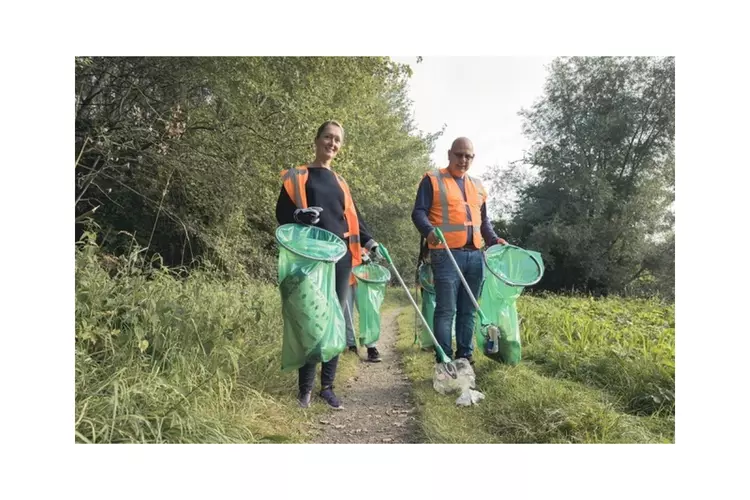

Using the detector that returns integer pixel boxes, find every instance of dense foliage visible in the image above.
[485,57,674,298]
[75,56,439,281]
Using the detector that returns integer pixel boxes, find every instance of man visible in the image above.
[411,137,507,365]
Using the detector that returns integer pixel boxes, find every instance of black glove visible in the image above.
[366,241,381,261]
[293,206,323,225]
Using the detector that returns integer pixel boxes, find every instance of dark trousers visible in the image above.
[298,250,352,394]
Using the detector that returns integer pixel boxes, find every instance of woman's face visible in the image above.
[315,124,343,162]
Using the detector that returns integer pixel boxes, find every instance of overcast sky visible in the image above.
[390,56,556,179]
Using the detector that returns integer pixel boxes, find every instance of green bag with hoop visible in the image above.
[275,223,348,371]
[475,244,544,365]
[352,262,391,346]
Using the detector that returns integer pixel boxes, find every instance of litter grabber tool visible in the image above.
[374,244,458,379]
[433,228,503,357]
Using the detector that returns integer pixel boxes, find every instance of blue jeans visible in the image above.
[430,248,484,363]
[344,283,377,348]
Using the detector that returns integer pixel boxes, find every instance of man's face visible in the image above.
[447,142,474,177]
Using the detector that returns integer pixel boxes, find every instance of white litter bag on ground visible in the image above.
[432,358,485,406]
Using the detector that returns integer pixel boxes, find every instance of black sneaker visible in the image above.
[347,346,359,355]
[366,347,382,363]
[319,387,343,410]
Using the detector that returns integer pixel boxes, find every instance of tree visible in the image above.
[505,57,674,295]
[75,57,440,282]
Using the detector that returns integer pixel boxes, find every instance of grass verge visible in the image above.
[394,292,674,443]
[76,232,357,443]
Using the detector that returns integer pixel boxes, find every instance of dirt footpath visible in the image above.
[315,307,420,444]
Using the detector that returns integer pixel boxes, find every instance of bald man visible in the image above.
[411,137,507,365]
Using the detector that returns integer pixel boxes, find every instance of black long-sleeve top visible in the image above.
[275,166,374,247]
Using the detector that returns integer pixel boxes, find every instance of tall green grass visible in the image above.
[395,291,675,444]
[75,230,357,443]
[520,294,675,416]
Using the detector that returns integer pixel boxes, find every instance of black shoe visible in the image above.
[366,347,382,363]
[319,387,343,409]
[347,346,359,355]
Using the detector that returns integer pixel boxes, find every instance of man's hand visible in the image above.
[293,206,323,225]
[495,237,508,246]
[426,230,440,246]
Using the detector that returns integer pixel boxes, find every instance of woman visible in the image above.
[276,120,380,409]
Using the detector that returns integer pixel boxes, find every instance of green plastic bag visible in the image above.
[417,262,456,349]
[475,244,544,365]
[276,224,348,371]
[352,262,391,346]
[419,290,436,348]
[417,263,436,348]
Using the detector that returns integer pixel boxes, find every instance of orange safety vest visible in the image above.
[425,168,487,250]
[281,165,363,278]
